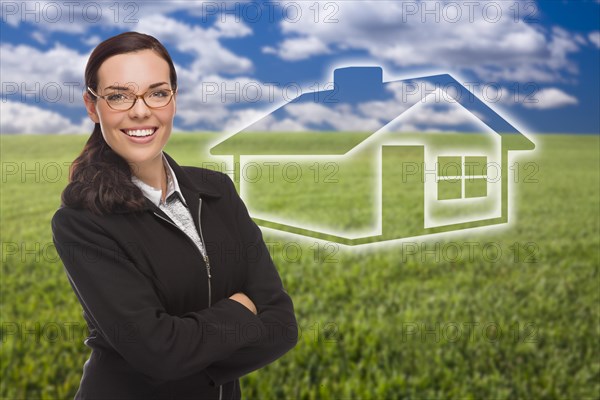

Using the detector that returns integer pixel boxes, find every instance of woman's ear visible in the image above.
[83,92,100,123]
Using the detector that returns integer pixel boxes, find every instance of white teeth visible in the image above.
[124,128,155,137]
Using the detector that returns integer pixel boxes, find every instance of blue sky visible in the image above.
[1,0,599,134]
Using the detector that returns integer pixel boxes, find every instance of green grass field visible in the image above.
[1,133,599,399]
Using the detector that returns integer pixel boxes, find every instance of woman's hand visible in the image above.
[229,292,257,315]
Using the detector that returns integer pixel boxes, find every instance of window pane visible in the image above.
[464,156,487,176]
[465,177,487,198]
[438,156,462,177]
[438,180,461,200]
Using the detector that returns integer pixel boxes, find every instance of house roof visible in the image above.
[210,67,534,156]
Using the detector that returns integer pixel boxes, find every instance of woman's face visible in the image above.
[84,49,176,168]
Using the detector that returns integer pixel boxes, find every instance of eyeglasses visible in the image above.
[87,86,177,111]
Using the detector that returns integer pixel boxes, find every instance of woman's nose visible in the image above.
[128,97,152,118]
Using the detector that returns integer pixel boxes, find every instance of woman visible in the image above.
[51,31,297,399]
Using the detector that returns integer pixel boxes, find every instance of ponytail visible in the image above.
[61,124,146,214]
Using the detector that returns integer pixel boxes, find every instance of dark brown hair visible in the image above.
[61,32,178,214]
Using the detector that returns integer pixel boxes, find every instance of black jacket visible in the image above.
[51,153,298,399]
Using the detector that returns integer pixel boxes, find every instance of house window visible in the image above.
[437,156,488,200]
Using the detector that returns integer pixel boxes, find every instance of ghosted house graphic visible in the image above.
[210,67,535,245]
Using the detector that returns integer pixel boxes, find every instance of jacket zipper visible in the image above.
[152,206,212,307]
[153,199,221,397]
[196,198,211,307]
[197,200,223,400]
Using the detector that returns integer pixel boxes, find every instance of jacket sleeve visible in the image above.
[52,207,265,382]
[204,175,298,386]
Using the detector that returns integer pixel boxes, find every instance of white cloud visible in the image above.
[284,102,382,131]
[173,73,289,130]
[82,35,102,47]
[0,43,87,107]
[396,102,478,128]
[135,14,253,76]
[266,1,583,83]
[2,0,123,34]
[223,109,273,133]
[262,36,330,61]
[545,27,581,75]
[248,81,503,132]
[357,100,403,121]
[1,1,217,34]
[267,118,308,132]
[2,4,254,77]
[589,31,600,48]
[30,31,47,45]
[1,42,86,84]
[212,16,254,38]
[0,101,92,134]
[1,11,259,133]
[222,109,273,133]
[522,87,578,109]
[262,46,277,55]
[222,110,309,133]
[4,1,585,136]
[283,103,331,125]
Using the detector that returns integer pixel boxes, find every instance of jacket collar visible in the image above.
[131,154,185,207]
[131,152,221,216]
[163,152,221,199]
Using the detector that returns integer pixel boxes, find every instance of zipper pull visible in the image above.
[204,255,211,278]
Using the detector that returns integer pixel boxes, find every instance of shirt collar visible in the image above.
[131,153,188,207]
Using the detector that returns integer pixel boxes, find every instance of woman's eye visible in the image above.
[106,93,128,102]
[149,90,169,98]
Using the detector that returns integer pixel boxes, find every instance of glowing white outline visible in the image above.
[208,63,538,247]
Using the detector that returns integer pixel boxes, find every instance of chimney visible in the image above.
[333,67,383,98]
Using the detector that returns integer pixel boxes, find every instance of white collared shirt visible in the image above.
[131,154,207,259]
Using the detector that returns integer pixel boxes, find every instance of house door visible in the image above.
[381,145,426,240]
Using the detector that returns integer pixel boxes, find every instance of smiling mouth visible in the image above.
[121,128,158,137]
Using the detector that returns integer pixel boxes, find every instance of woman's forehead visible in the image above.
[97,50,170,90]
